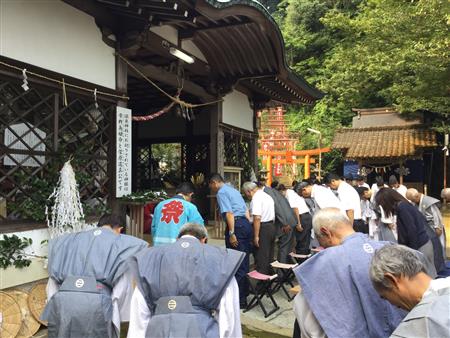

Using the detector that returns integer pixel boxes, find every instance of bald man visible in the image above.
[407,188,446,262]
[442,188,450,203]
[292,208,406,338]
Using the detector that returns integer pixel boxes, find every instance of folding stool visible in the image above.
[244,270,279,318]
[289,252,312,264]
[270,261,298,301]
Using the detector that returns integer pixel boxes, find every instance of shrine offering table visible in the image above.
[208,194,225,239]
[119,200,157,239]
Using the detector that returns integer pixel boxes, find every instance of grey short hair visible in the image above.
[242,181,258,193]
[370,244,425,290]
[312,207,350,237]
[442,188,450,201]
[178,223,208,240]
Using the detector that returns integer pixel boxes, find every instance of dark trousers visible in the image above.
[225,217,253,304]
[277,224,295,263]
[353,219,368,234]
[293,319,301,338]
[295,212,312,254]
[254,221,277,275]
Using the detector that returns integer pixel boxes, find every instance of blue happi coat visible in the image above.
[152,196,204,246]
[294,233,406,338]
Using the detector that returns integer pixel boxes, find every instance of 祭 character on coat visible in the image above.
[42,214,148,338]
[151,182,204,246]
[127,222,244,338]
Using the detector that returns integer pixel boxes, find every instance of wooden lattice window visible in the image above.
[223,131,252,181]
[181,142,209,181]
[0,76,115,226]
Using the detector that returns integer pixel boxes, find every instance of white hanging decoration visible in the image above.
[395,166,410,177]
[46,160,86,238]
[22,68,29,91]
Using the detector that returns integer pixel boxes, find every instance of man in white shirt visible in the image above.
[325,173,366,234]
[370,176,388,203]
[389,175,407,197]
[278,184,312,255]
[242,181,276,274]
[355,175,370,189]
[127,223,243,338]
[297,181,344,214]
[370,244,450,338]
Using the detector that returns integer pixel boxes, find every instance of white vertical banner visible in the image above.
[116,107,132,197]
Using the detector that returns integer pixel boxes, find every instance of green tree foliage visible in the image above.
[321,0,450,131]
[277,0,449,172]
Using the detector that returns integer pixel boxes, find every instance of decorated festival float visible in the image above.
[258,106,330,186]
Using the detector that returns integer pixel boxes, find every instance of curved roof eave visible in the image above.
[196,0,324,101]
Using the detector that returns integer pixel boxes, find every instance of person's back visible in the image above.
[293,209,405,338]
[43,222,147,338]
[296,234,405,337]
[129,223,244,338]
[152,182,204,246]
[311,184,344,211]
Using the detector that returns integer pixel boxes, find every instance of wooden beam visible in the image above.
[179,20,252,40]
[120,30,211,77]
[63,0,118,32]
[127,61,215,101]
[258,147,331,157]
[271,159,316,164]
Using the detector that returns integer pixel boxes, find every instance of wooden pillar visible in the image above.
[209,104,218,174]
[111,44,128,215]
[266,155,272,187]
[217,129,224,176]
[304,155,310,179]
[399,160,404,185]
[249,133,258,175]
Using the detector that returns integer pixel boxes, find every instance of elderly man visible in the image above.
[442,187,450,203]
[242,181,276,274]
[292,208,406,338]
[325,173,366,233]
[152,182,204,246]
[42,214,148,338]
[406,188,446,262]
[370,245,450,338]
[209,173,252,308]
[127,223,244,338]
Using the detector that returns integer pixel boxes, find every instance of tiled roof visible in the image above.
[332,125,437,159]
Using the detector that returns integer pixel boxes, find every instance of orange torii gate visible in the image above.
[258,147,331,186]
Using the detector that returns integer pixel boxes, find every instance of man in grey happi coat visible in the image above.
[127,222,244,338]
[370,245,450,338]
[262,182,298,263]
[42,214,148,338]
[406,188,446,262]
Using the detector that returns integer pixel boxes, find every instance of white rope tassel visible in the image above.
[46,160,85,238]
[22,68,29,91]
[94,88,99,109]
